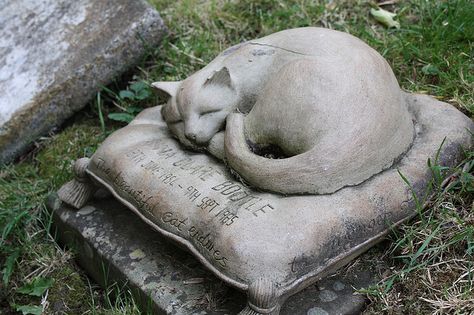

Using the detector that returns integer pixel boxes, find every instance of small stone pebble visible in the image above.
[332,280,346,291]
[319,289,338,302]
[129,248,146,260]
[78,205,96,216]
[307,306,329,315]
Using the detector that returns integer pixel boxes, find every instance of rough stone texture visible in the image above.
[0,0,166,164]
[47,194,372,314]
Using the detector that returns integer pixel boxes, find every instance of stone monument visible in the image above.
[0,0,166,164]
[57,27,473,314]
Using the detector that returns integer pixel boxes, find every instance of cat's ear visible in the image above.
[161,100,181,123]
[204,67,232,88]
[152,81,182,99]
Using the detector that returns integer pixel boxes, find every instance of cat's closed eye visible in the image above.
[199,108,221,116]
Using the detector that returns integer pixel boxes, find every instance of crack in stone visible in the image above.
[248,42,309,56]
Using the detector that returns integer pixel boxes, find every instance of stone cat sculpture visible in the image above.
[153,27,414,194]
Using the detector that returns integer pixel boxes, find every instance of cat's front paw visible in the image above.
[206,131,225,160]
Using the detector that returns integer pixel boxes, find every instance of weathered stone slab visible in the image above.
[0,0,166,164]
[47,194,372,314]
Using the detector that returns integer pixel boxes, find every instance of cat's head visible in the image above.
[153,67,237,149]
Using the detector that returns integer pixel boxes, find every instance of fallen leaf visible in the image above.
[17,277,54,297]
[370,8,400,28]
[14,305,43,315]
[421,64,440,75]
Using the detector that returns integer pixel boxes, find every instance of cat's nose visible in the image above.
[185,131,210,145]
[185,132,197,142]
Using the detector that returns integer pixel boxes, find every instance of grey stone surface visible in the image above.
[307,308,329,315]
[0,0,166,164]
[47,194,372,314]
[319,290,338,303]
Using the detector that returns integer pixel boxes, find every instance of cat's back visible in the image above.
[224,27,415,194]
[251,27,377,60]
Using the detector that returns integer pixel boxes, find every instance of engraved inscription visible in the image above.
[184,185,201,202]
[142,140,278,219]
[160,211,228,268]
[141,160,178,186]
[93,157,158,215]
[161,212,188,231]
[184,186,238,226]
[112,171,157,215]
[188,225,228,268]
[173,157,221,181]
[126,149,146,163]
[146,140,222,181]
[196,196,220,212]
[211,181,275,217]
[213,207,238,226]
[95,158,112,175]
[290,254,313,274]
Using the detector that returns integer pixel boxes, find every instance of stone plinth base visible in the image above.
[47,194,374,314]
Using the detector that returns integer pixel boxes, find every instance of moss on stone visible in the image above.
[46,265,91,314]
[35,118,104,189]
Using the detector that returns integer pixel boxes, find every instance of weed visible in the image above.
[101,80,155,124]
[0,118,117,313]
[363,149,474,314]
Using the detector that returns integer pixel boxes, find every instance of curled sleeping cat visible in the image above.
[153,27,414,195]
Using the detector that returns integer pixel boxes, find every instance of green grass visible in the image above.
[362,150,474,314]
[1,0,473,313]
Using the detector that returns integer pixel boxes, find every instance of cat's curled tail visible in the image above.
[224,113,334,195]
[224,108,414,195]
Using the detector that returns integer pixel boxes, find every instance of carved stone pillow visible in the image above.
[58,93,472,314]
